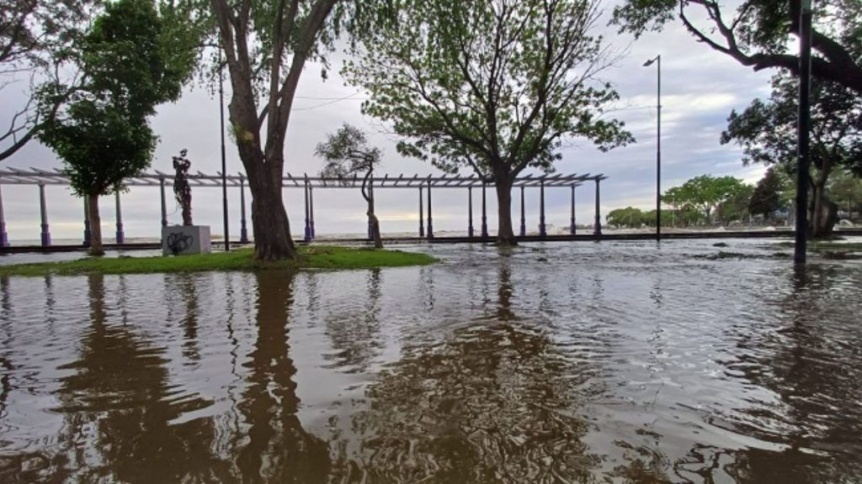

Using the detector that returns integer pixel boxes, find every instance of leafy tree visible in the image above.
[749,167,786,219]
[315,124,384,248]
[641,209,675,227]
[716,183,754,224]
[0,0,99,161]
[722,74,862,236]
[207,0,371,260]
[829,169,862,220]
[345,0,632,245]
[37,0,196,256]
[664,175,747,224]
[611,0,862,95]
[607,207,644,228]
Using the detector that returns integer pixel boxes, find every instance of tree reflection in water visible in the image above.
[235,269,331,482]
[322,269,383,373]
[331,260,598,483]
[53,273,226,482]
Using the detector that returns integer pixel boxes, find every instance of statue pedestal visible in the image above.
[162,225,211,256]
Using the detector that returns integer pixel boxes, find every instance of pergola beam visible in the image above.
[1,168,606,189]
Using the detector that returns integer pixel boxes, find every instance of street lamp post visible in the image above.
[219,50,230,252]
[795,0,813,264]
[643,55,661,241]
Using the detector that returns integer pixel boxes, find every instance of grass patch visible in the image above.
[0,245,437,277]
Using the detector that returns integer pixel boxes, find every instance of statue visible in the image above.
[172,149,193,226]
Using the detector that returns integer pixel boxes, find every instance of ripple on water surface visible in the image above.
[0,240,861,483]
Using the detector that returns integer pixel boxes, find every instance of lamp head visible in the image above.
[643,57,657,67]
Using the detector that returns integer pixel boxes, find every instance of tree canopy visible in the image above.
[611,0,862,95]
[663,175,748,223]
[748,166,787,218]
[345,0,631,243]
[37,0,197,255]
[0,0,98,161]
[722,74,862,176]
[722,72,861,236]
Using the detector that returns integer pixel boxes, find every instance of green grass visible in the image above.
[0,245,437,277]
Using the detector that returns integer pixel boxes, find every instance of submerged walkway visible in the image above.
[3,230,861,254]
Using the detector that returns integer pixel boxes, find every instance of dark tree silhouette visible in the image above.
[316,124,384,248]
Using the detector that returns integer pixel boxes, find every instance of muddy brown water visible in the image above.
[1,240,861,483]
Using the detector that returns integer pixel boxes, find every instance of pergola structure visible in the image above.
[0,167,607,247]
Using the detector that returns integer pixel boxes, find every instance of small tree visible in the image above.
[607,207,644,228]
[749,167,785,220]
[41,104,155,256]
[664,175,747,225]
[716,183,754,225]
[37,0,196,255]
[315,124,384,248]
[346,0,632,245]
[829,170,862,220]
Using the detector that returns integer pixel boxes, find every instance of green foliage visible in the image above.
[663,175,748,223]
[345,0,632,181]
[39,101,155,197]
[37,0,198,197]
[722,74,862,176]
[716,183,755,224]
[607,207,645,228]
[749,167,787,218]
[0,246,437,277]
[0,0,98,161]
[611,0,862,95]
[315,123,381,179]
[829,169,862,214]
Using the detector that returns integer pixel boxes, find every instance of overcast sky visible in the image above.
[0,4,775,243]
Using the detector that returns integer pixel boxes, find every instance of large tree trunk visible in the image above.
[247,162,296,260]
[495,179,517,245]
[364,172,383,249]
[810,164,837,239]
[810,181,838,238]
[368,211,383,249]
[88,194,104,257]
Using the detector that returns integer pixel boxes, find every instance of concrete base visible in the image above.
[162,225,211,256]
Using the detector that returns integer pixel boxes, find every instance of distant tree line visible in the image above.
[608,170,862,229]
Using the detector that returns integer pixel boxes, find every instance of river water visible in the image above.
[1,240,861,483]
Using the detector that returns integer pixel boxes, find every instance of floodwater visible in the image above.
[1,240,861,483]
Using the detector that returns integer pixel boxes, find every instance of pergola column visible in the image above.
[539,180,547,238]
[570,185,576,235]
[0,184,8,247]
[481,182,488,238]
[159,177,167,227]
[426,180,434,239]
[309,186,315,240]
[115,191,125,244]
[419,186,425,237]
[302,180,311,242]
[594,178,602,237]
[468,186,474,238]
[39,183,50,247]
[239,175,249,243]
[520,186,526,237]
